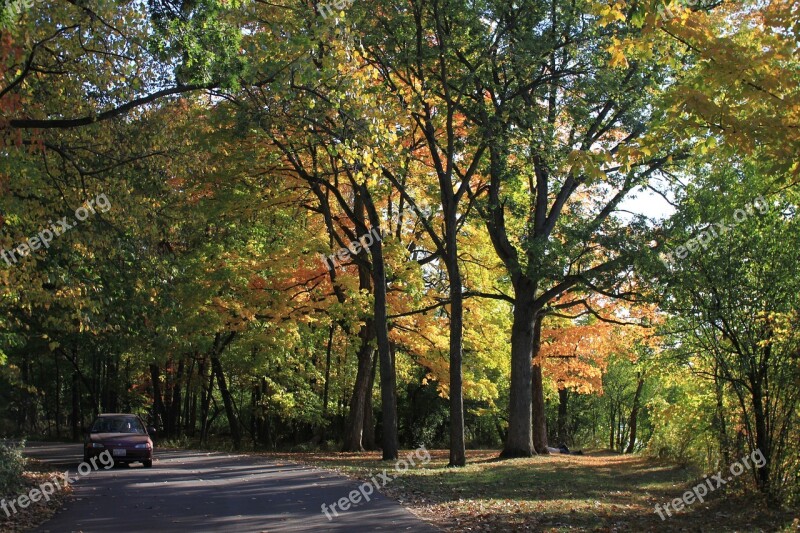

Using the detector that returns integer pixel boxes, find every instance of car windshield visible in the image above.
[91,417,146,434]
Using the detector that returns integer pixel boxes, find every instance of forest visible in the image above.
[1,0,799,529]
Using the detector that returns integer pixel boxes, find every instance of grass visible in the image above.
[260,449,799,532]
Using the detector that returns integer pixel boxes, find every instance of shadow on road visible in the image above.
[20,442,437,533]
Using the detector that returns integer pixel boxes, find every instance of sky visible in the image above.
[618,185,677,223]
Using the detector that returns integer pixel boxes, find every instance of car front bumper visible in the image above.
[85,446,152,462]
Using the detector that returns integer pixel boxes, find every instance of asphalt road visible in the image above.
[23,442,438,533]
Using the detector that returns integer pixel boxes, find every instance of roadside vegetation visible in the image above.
[0,442,68,532]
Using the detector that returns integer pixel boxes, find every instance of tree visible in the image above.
[659,164,800,502]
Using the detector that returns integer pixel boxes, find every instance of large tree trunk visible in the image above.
[444,224,466,467]
[502,283,536,458]
[364,187,398,460]
[343,255,376,452]
[531,315,549,454]
[211,354,241,449]
[625,377,644,453]
[342,320,376,451]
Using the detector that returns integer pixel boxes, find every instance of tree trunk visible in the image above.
[199,356,213,443]
[557,387,569,445]
[342,320,375,451]
[211,354,241,449]
[183,358,195,436]
[322,324,335,418]
[168,358,184,438]
[71,372,80,440]
[444,227,466,467]
[626,377,644,453]
[362,350,378,450]
[501,284,536,458]
[250,381,260,449]
[532,315,549,454]
[54,352,61,438]
[609,403,616,451]
[363,187,398,461]
[713,367,731,465]
[343,256,376,452]
[751,378,771,496]
[149,363,167,433]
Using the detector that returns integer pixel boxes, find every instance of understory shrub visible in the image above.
[0,440,25,495]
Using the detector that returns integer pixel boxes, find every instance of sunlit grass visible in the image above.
[261,449,798,531]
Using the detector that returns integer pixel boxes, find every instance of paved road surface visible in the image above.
[23,443,438,533]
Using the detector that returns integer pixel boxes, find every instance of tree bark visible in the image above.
[149,363,167,433]
[199,356,214,444]
[362,350,378,450]
[751,377,771,496]
[322,324,335,418]
[71,372,80,440]
[168,358,185,438]
[444,217,466,467]
[713,366,731,465]
[54,352,61,438]
[363,187,398,460]
[532,315,549,454]
[557,387,569,445]
[626,377,644,453]
[342,244,377,451]
[183,357,195,436]
[502,283,536,458]
[342,320,376,451]
[609,403,616,451]
[211,354,241,449]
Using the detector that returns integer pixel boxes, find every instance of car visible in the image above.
[84,413,156,468]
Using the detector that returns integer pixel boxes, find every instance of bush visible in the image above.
[0,440,25,495]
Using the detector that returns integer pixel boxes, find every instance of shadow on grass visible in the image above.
[272,449,797,531]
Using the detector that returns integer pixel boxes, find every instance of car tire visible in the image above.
[143,459,153,468]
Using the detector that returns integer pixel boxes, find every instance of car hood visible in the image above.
[88,433,151,444]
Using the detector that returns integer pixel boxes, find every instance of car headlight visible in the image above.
[90,443,104,449]
[134,443,151,449]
